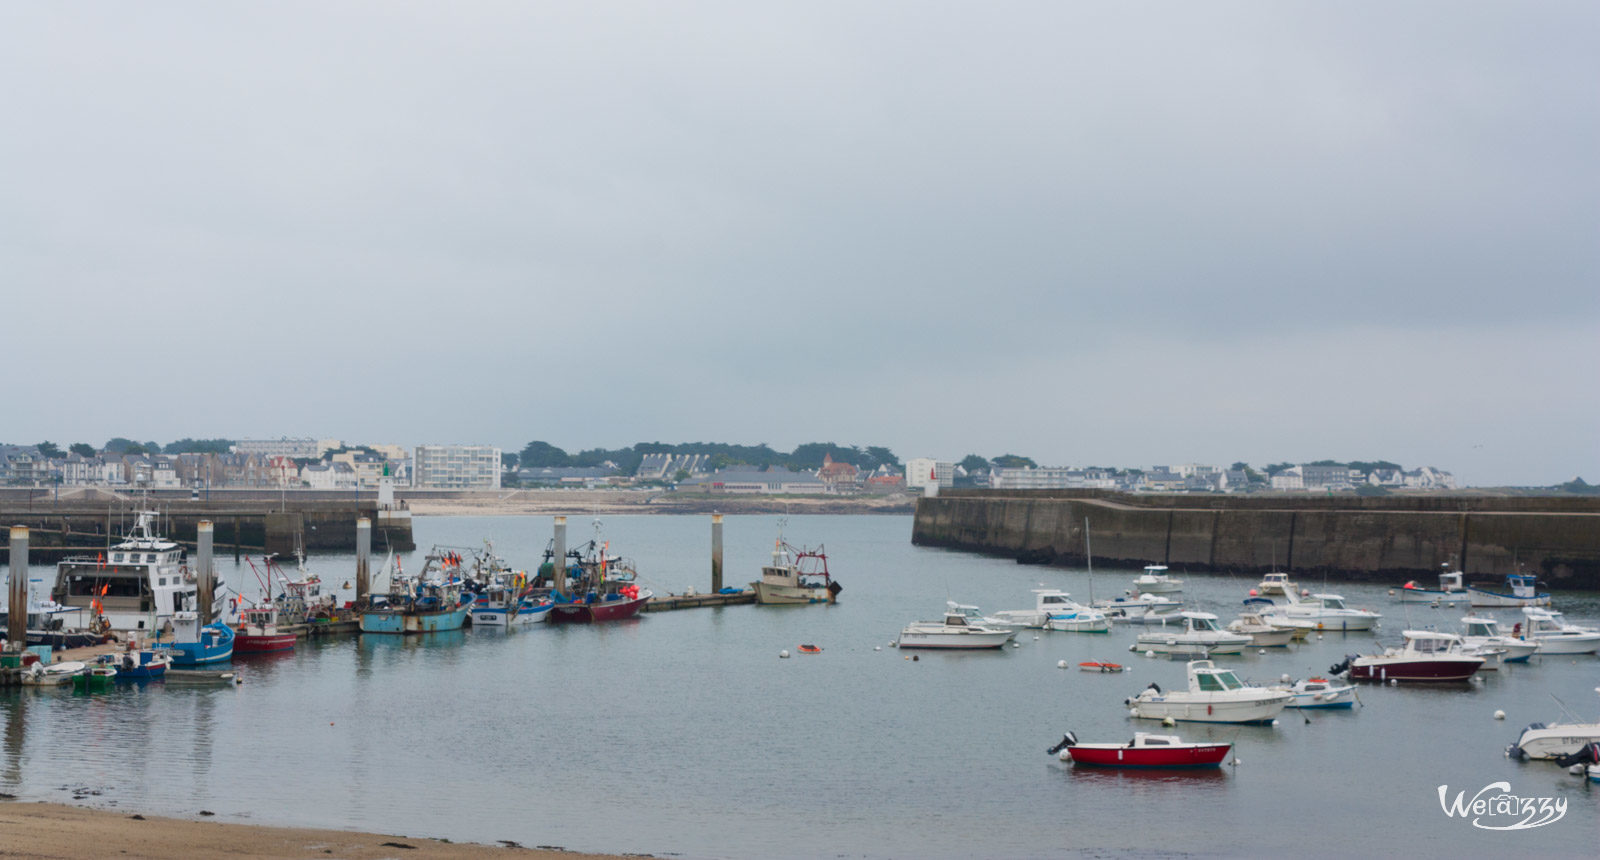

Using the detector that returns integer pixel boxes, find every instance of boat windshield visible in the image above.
[1191,616,1220,632]
[1320,597,1347,610]
[1410,636,1453,653]
[1196,670,1243,692]
[1464,620,1495,636]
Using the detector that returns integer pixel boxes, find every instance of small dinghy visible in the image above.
[1078,661,1126,673]
[1048,731,1231,768]
[797,644,822,654]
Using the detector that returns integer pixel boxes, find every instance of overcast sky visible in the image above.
[4,2,1596,486]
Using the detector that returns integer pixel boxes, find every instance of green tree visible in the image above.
[163,438,234,455]
[992,454,1037,469]
[69,442,96,458]
[519,441,570,467]
[1348,460,1402,475]
[104,438,140,454]
[672,469,690,483]
[501,452,520,470]
[1264,462,1296,476]
[36,441,64,459]
[958,455,990,472]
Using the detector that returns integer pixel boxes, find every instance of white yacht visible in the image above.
[49,510,224,636]
[1262,593,1381,632]
[898,604,1017,650]
[1518,607,1600,655]
[1130,565,1183,594]
[1134,611,1253,655]
[987,589,1110,632]
[1124,660,1291,724]
[1459,615,1539,663]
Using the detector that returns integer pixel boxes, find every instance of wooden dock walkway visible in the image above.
[644,591,756,611]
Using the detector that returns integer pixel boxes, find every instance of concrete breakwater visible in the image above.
[912,490,1600,587]
[0,499,414,559]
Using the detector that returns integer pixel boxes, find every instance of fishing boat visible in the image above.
[1506,690,1600,760]
[897,605,1017,650]
[1261,593,1381,632]
[1333,630,1485,682]
[1459,615,1539,663]
[1134,612,1253,656]
[1049,731,1231,768]
[361,549,474,634]
[461,544,540,627]
[750,536,841,605]
[1226,611,1296,647]
[1517,607,1600,655]
[97,647,172,680]
[248,551,337,626]
[1124,660,1291,724]
[547,537,652,623]
[1130,565,1183,594]
[19,660,86,687]
[1467,573,1551,608]
[233,604,296,653]
[155,611,236,666]
[1394,566,1470,604]
[49,509,225,636]
[1272,677,1356,709]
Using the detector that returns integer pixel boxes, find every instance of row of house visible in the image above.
[900,457,1458,494]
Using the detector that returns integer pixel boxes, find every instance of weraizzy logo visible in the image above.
[1437,783,1567,830]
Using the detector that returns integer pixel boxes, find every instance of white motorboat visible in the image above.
[1094,592,1184,625]
[1226,611,1296,647]
[1273,677,1356,709]
[1248,572,1303,604]
[989,589,1097,629]
[1459,615,1539,663]
[898,604,1017,650]
[1124,660,1291,724]
[1518,607,1600,655]
[1043,603,1111,634]
[1394,567,1470,604]
[1134,612,1253,655]
[1468,574,1551,609]
[1262,593,1380,632]
[1130,565,1183,594]
[1335,631,1485,682]
[19,660,87,687]
[1506,689,1600,760]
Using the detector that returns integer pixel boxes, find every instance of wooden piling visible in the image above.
[711,514,724,593]
[6,527,27,650]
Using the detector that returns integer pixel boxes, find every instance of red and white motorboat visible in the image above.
[1048,731,1231,768]
[233,603,296,654]
[1336,630,1485,682]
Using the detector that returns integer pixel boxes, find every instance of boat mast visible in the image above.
[1085,517,1094,605]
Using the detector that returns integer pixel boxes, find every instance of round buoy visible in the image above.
[1389,679,1399,686]
[1057,660,1068,669]
[1280,674,1291,683]
[912,655,919,661]
[1010,642,1020,648]
[780,650,790,659]
[1272,719,1280,726]
[1145,649,1156,658]
[1316,634,1324,640]
[1494,710,1506,720]
[1033,635,1040,641]
[1258,649,1266,655]
[1249,588,1258,596]
[1161,717,1176,727]
[874,646,882,652]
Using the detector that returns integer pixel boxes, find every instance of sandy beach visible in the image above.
[402,488,914,517]
[0,802,627,859]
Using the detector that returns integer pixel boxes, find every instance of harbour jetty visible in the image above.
[912,489,1600,587]
[0,495,413,559]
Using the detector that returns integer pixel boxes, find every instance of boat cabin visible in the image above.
[1181,612,1224,633]
[1311,594,1351,610]
[1187,661,1246,692]
[50,510,199,633]
[1400,631,1467,654]
[1461,617,1503,638]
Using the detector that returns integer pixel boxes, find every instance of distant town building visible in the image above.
[413,444,502,489]
[517,465,621,488]
[905,458,954,492]
[816,453,860,492]
[635,453,713,481]
[232,437,335,459]
[678,468,826,495]
[302,461,358,490]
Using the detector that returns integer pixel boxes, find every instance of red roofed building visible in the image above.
[817,453,860,493]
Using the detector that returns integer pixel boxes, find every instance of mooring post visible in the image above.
[355,517,371,604]
[7,527,28,651]
[197,521,214,624]
[233,516,241,562]
[711,513,724,593]
[552,516,567,599]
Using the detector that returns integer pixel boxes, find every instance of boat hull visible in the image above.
[1067,743,1230,768]
[1349,657,1483,682]
[1467,589,1550,608]
[1044,614,1111,634]
[1134,634,1252,655]
[897,630,1016,649]
[234,633,296,653]
[1511,726,1600,760]
[360,603,471,634]
[1397,589,1469,604]
[1128,695,1289,724]
[1526,635,1600,655]
[1232,628,1295,647]
[549,592,650,623]
[751,581,834,605]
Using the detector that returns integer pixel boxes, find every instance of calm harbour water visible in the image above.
[4,514,1598,858]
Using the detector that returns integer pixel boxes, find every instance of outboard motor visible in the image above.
[1328,657,1353,676]
[1554,742,1600,769]
[1047,732,1079,755]
[1147,682,1162,695]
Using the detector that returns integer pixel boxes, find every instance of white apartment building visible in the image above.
[413,444,502,489]
[233,437,334,459]
[905,458,954,492]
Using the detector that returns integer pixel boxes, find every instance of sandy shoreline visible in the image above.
[0,801,629,859]
[402,489,914,517]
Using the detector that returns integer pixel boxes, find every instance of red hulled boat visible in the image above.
[233,604,296,653]
[1337,630,1484,683]
[1049,731,1231,768]
[545,534,652,623]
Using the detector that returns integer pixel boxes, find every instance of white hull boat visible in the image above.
[1460,615,1540,663]
[990,589,1102,630]
[898,604,1017,650]
[1519,608,1600,655]
[1468,574,1551,608]
[1506,690,1600,760]
[1125,660,1290,724]
[19,660,87,687]
[1095,593,1183,625]
[1262,593,1380,632]
[1227,611,1296,647]
[1274,677,1356,709]
[1131,565,1183,594]
[1135,612,1252,655]
[1043,608,1111,634]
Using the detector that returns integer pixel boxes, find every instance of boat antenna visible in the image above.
[1549,692,1582,723]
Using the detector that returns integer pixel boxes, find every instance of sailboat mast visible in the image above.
[1084,517,1095,605]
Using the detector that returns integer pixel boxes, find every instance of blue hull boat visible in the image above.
[156,614,235,666]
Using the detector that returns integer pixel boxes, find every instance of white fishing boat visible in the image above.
[1262,593,1380,632]
[1226,611,1296,647]
[1273,677,1356,709]
[750,536,840,605]
[1459,615,1539,663]
[1124,660,1291,724]
[1518,607,1600,655]
[18,660,86,687]
[1134,612,1253,655]
[1394,567,1470,604]
[1130,565,1183,594]
[1506,689,1600,760]
[1468,573,1551,609]
[898,604,1017,650]
[49,510,226,636]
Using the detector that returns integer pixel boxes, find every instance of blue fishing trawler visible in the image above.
[154,612,235,666]
[361,549,473,634]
